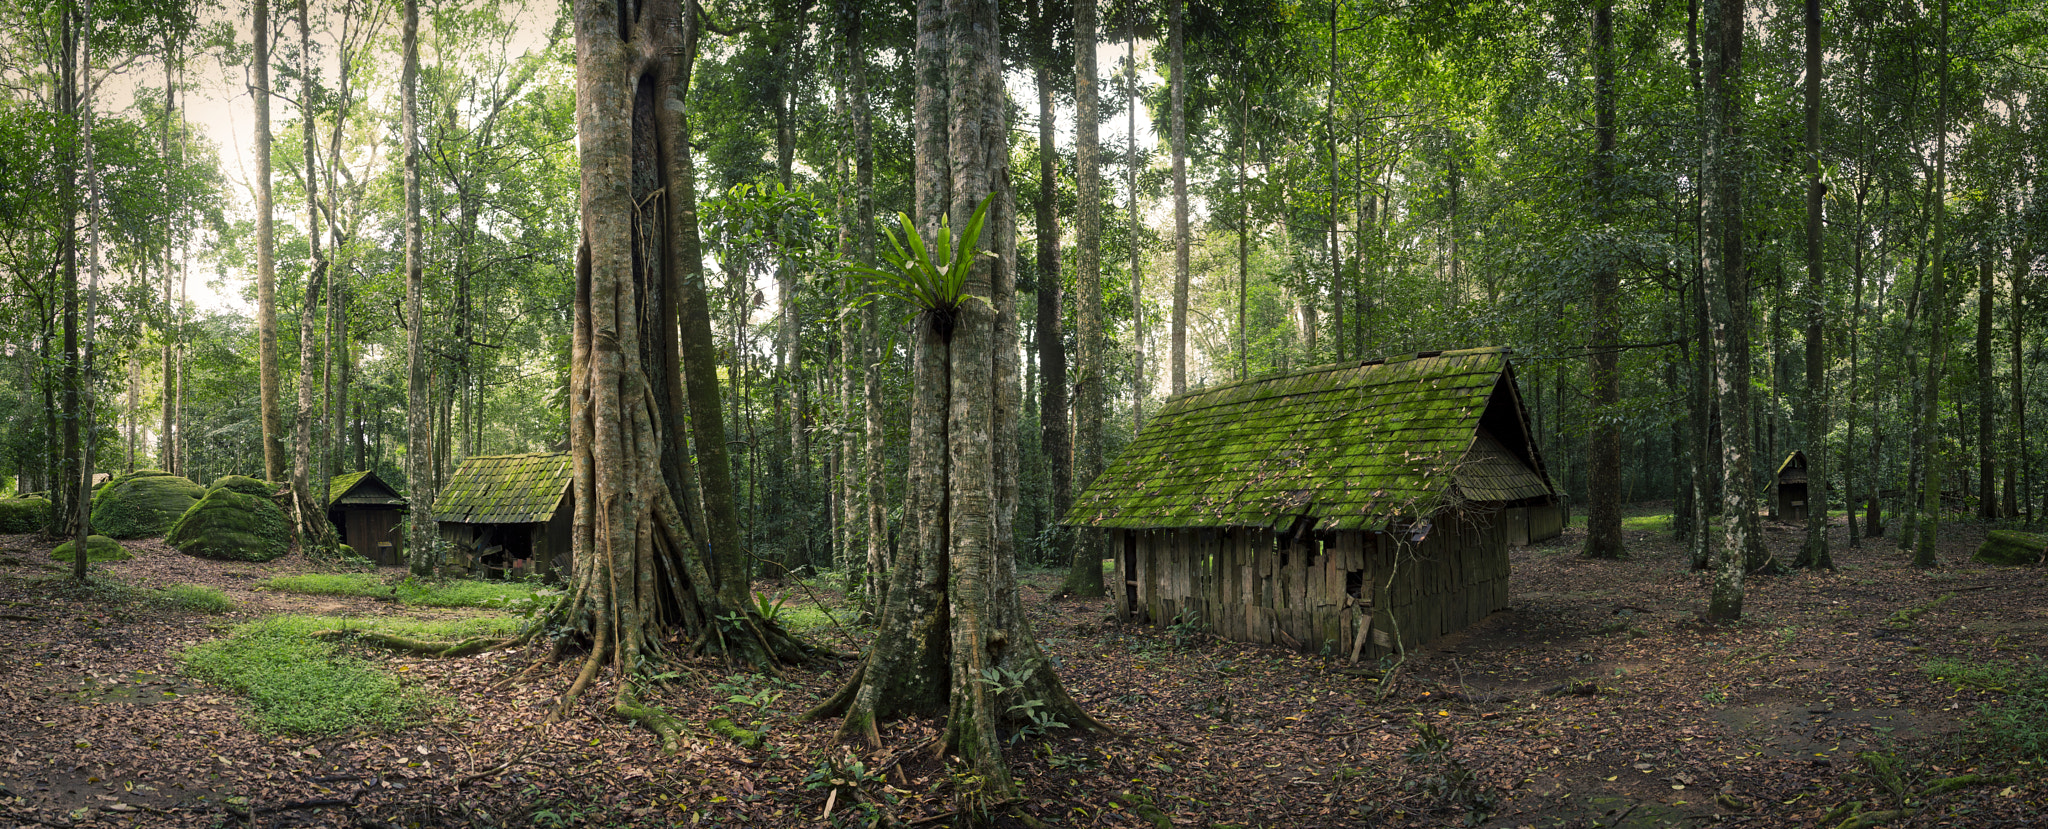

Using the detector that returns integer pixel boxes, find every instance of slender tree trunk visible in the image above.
[1127,36,1143,433]
[2010,223,2027,520]
[1326,0,1341,360]
[403,0,434,575]
[291,0,332,553]
[254,0,285,483]
[1064,0,1106,597]
[1914,0,1948,569]
[1238,88,1249,380]
[159,45,177,472]
[1583,0,1624,560]
[1033,47,1071,584]
[1703,0,1750,620]
[1796,0,1832,569]
[1976,225,1995,518]
[73,0,104,580]
[1169,0,1187,395]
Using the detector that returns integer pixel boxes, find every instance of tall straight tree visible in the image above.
[1914,0,1950,569]
[71,0,103,582]
[1031,0,1072,583]
[1795,0,1832,569]
[1703,0,1751,620]
[808,0,1101,796]
[290,0,332,550]
[254,0,285,483]
[1064,0,1106,597]
[403,0,433,575]
[1168,0,1188,395]
[1583,0,1624,560]
[1127,35,1143,432]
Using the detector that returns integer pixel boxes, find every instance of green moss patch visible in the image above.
[260,572,543,609]
[209,475,280,499]
[181,615,465,735]
[161,583,235,614]
[0,496,52,533]
[167,487,292,562]
[1974,531,2048,566]
[51,534,130,563]
[90,470,205,539]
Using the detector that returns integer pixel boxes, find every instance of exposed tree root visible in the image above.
[615,683,683,752]
[312,630,509,658]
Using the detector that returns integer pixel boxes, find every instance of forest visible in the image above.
[2,0,2045,826]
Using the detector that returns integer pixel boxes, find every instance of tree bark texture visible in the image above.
[1703,0,1749,620]
[1796,0,1831,569]
[1583,0,1624,561]
[1065,0,1106,597]
[291,0,333,554]
[1034,53,1071,576]
[403,0,436,576]
[1914,0,1948,569]
[1169,0,1188,395]
[255,0,285,484]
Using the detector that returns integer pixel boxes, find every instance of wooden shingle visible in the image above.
[431,453,573,524]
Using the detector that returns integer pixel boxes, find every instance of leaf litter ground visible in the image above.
[1,506,2043,828]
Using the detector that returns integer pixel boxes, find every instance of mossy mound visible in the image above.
[166,487,291,563]
[0,496,52,533]
[1974,531,2048,566]
[52,534,131,563]
[209,475,280,499]
[90,470,205,539]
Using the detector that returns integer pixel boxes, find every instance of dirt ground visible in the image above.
[2,509,2044,828]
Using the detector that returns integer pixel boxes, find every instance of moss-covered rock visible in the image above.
[209,475,280,499]
[166,487,291,562]
[90,470,205,539]
[1974,531,2048,566]
[52,534,131,563]
[0,496,52,533]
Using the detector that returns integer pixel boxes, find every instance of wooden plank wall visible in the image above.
[1526,502,1564,542]
[1115,512,1513,657]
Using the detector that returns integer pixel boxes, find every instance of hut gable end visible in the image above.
[329,470,408,508]
[1065,347,1555,533]
[431,453,573,524]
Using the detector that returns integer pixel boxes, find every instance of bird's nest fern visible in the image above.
[847,194,994,336]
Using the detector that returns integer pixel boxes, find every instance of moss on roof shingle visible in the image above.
[1064,347,1552,531]
[431,453,571,524]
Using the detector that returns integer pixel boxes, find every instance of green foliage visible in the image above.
[89,471,204,539]
[166,486,291,562]
[846,194,994,320]
[1401,719,1499,825]
[1924,657,2048,761]
[181,615,458,734]
[0,497,52,533]
[259,572,543,609]
[160,583,235,614]
[51,534,129,563]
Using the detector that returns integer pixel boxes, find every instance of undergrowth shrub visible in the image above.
[1924,657,2048,761]
[0,496,52,533]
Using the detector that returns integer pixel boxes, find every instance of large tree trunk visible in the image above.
[808,0,1102,797]
[403,0,435,575]
[1169,0,1188,395]
[1796,0,1832,569]
[1033,35,1071,580]
[1583,0,1624,561]
[255,0,285,483]
[1703,0,1750,620]
[1063,0,1106,597]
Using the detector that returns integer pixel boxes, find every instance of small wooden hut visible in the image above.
[431,453,574,579]
[327,471,408,565]
[1065,347,1562,658]
[1775,451,1810,521]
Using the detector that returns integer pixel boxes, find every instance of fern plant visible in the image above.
[846,194,994,332]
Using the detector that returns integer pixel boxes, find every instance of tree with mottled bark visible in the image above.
[1703,0,1750,620]
[1063,0,1106,597]
[808,0,1103,798]
[1168,0,1188,395]
[1914,0,1950,570]
[402,0,434,576]
[290,0,336,555]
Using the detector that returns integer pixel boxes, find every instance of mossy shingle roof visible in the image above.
[329,470,407,507]
[431,453,572,524]
[1065,347,1553,532]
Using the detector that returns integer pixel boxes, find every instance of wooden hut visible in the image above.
[431,453,574,579]
[1065,347,1562,658]
[327,471,408,565]
[1775,451,1810,521]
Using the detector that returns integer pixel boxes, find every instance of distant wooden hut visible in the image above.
[1775,451,1810,521]
[431,453,574,579]
[1065,347,1562,659]
[328,471,408,565]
